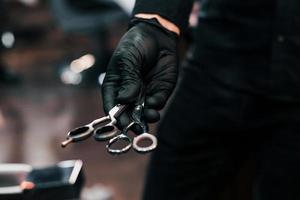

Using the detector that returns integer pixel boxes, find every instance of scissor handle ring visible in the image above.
[91,116,110,127]
[106,134,132,155]
[68,126,93,140]
[132,133,157,153]
[93,124,119,141]
[61,126,93,148]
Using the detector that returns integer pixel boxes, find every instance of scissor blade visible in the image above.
[93,124,119,141]
[68,126,90,136]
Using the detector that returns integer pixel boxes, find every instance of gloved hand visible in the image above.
[102,18,178,127]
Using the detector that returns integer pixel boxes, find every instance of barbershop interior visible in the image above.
[1,0,299,200]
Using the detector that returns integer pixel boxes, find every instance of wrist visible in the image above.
[134,14,180,36]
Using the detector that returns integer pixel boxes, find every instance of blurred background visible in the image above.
[0,0,149,199]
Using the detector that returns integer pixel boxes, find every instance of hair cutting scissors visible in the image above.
[106,104,158,155]
[61,104,126,148]
[102,88,158,155]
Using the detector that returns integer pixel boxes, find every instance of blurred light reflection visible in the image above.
[70,54,96,74]
[61,68,82,85]
[98,73,106,86]
[18,0,38,7]
[1,32,15,48]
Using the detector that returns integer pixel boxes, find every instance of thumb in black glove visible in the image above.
[102,18,178,128]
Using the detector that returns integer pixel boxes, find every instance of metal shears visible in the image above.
[93,89,157,155]
[61,90,158,154]
[103,102,157,155]
[61,104,126,148]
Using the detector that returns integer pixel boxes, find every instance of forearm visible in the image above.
[134,14,180,35]
[132,0,194,33]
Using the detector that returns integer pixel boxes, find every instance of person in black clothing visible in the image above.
[102,0,300,199]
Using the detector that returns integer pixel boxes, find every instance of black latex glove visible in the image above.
[102,18,178,127]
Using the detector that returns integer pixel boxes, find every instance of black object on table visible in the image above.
[0,160,84,200]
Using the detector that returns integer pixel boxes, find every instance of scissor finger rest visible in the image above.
[106,134,132,155]
[132,133,157,153]
[61,126,93,148]
[93,124,119,141]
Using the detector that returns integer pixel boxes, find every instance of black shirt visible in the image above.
[133,0,300,100]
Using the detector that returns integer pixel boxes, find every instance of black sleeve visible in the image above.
[132,0,194,32]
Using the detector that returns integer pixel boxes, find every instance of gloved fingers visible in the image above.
[145,91,170,110]
[114,42,143,104]
[102,39,143,112]
[145,53,178,110]
[143,108,160,123]
[116,111,132,130]
[101,49,123,114]
[117,81,141,104]
[102,78,119,115]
